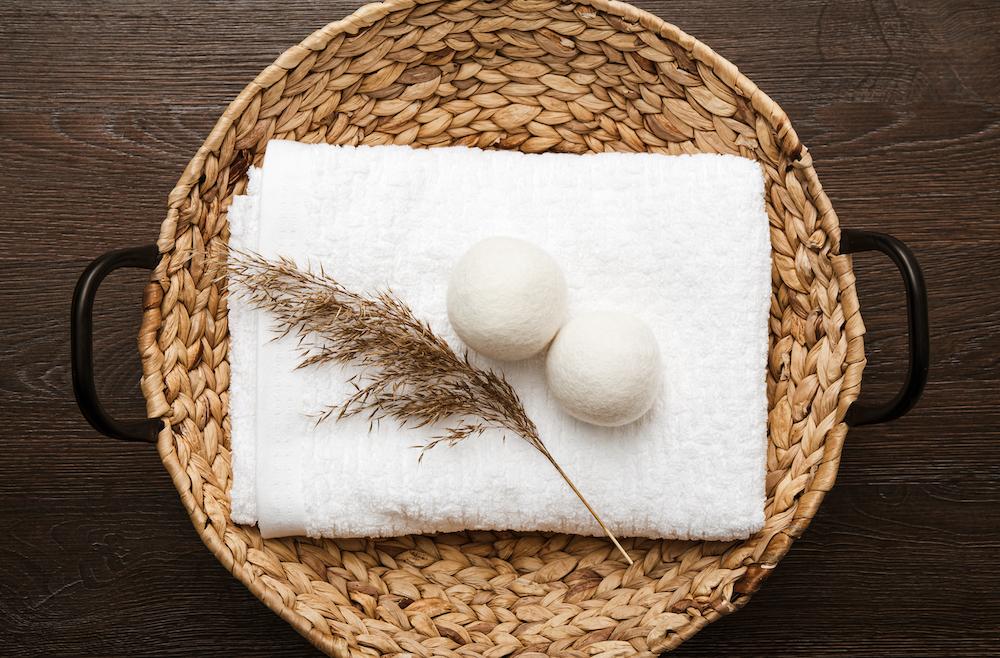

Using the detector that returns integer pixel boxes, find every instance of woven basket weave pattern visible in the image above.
[138,1,866,655]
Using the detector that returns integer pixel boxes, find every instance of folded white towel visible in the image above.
[228,140,770,541]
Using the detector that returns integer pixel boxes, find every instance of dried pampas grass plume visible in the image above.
[224,248,632,565]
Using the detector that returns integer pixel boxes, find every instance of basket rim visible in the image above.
[139,1,866,654]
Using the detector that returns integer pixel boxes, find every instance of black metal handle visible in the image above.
[840,229,929,426]
[71,245,163,442]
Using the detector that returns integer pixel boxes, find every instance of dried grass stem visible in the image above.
[225,249,632,564]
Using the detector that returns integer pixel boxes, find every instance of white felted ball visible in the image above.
[447,237,568,361]
[546,311,661,427]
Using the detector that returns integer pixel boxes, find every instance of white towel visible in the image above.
[228,140,770,541]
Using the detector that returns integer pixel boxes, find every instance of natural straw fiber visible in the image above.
[138,1,866,654]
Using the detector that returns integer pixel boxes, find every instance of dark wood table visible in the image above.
[2,1,998,655]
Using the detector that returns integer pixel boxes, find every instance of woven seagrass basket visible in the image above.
[118,0,895,654]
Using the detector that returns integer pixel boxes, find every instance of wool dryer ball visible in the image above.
[447,237,568,361]
[546,311,662,427]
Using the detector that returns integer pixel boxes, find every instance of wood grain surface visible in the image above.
[1,1,998,655]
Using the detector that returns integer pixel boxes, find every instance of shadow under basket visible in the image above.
[70,1,929,655]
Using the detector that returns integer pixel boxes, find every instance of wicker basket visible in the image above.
[137,1,868,654]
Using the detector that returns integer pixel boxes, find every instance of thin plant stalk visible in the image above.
[224,248,633,565]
